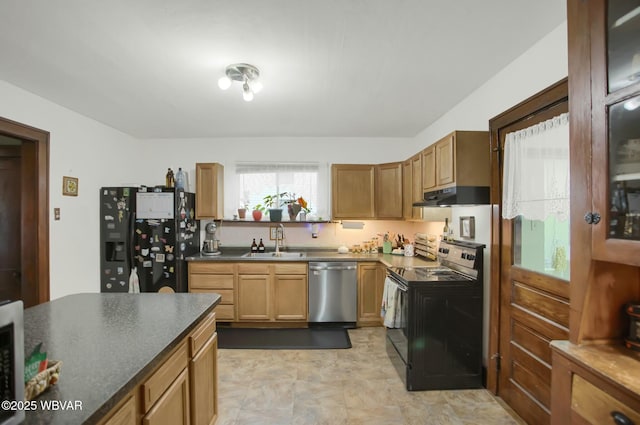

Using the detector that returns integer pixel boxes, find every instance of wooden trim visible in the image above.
[486,78,568,394]
[0,116,49,306]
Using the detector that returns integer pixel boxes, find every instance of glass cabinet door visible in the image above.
[608,95,640,240]
[591,0,640,265]
[607,1,640,93]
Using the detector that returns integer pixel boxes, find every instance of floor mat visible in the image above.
[217,327,352,349]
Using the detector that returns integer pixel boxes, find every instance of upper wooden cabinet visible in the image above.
[331,164,376,219]
[375,162,403,219]
[422,131,490,192]
[403,155,423,220]
[195,163,224,219]
[577,0,640,267]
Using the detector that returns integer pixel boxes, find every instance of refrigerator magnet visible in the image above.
[141,248,149,256]
[156,254,165,263]
[151,246,160,252]
[143,261,152,267]
[169,267,174,273]
[166,254,174,261]
[117,267,123,275]
[105,215,114,221]
[136,229,142,234]
[180,222,186,229]
[165,245,174,253]
[119,281,126,287]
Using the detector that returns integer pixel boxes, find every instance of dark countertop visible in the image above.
[23,293,221,425]
[187,248,436,268]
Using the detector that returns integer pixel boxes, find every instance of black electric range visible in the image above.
[385,239,485,391]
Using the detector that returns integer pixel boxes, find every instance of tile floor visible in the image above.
[216,327,524,425]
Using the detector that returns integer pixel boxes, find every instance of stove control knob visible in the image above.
[461,253,467,259]
[467,254,475,261]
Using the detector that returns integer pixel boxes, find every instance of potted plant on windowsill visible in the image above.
[263,192,287,222]
[252,204,265,221]
[237,201,248,220]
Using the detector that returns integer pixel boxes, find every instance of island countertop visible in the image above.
[23,292,221,424]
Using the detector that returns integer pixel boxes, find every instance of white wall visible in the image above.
[412,22,568,151]
[0,81,143,299]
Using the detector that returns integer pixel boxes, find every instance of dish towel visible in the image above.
[381,277,400,328]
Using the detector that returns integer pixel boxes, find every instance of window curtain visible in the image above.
[502,112,570,221]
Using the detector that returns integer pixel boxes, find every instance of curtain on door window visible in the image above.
[502,113,570,221]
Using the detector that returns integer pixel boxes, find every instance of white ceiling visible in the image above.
[0,1,566,139]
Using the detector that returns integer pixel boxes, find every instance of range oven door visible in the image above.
[384,275,409,382]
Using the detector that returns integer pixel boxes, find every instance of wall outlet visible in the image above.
[269,226,284,240]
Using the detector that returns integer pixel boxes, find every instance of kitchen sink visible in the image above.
[241,252,306,258]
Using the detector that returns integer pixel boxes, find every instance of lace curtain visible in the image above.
[502,112,570,221]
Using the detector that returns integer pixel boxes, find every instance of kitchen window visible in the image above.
[233,162,328,219]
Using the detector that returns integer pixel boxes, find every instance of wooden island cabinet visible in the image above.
[550,1,640,424]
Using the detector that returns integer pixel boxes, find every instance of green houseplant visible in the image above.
[263,192,288,222]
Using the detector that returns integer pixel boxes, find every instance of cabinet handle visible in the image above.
[584,212,601,224]
[611,411,635,425]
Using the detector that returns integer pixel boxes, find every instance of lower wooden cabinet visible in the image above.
[99,312,217,425]
[189,263,236,321]
[143,368,190,425]
[237,263,308,322]
[190,333,218,425]
[357,262,385,326]
[102,394,136,425]
[551,341,640,425]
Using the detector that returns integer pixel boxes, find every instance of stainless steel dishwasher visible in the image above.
[308,262,357,326]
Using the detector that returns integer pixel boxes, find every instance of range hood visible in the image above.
[413,186,490,207]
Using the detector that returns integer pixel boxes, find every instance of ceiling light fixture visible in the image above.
[218,63,262,102]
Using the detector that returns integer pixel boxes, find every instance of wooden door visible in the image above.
[273,274,307,321]
[402,160,412,220]
[103,394,136,425]
[488,80,569,425]
[411,154,423,220]
[189,333,217,425]
[375,162,403,219]
[421,146,436,191]
[435,133,455,187]
[143,368,190,425]
[0,118,49,307]
[237,274,270,321]
[331,164,375,219]
[0,146,22,303]
[357,263,384,325]
[195,163,224,219]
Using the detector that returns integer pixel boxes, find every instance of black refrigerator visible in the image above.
[100,186,200,293]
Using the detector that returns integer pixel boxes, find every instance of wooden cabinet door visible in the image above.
[331,164,375,219]
[273,274,308,321]
[411,154,423,220]
[237,274,270,320]
[375,162,403,219]
[435,133,455,187]
[143,368,190,425]
[189,333,217,425]
[103,394,136,425]
[195,163,224,219]
[402,160,413,220]
[421,146,436,191]
[357,263,384,325]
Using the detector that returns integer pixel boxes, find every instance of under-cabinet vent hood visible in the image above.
[413,186,490,207]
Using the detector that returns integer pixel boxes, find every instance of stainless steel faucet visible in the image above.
[274,224,285,256]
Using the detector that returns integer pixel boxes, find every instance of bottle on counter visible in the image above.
[175,167,185,190]
[443,218,450,241]
[165,168,175,188]
[258,238,265,252]
[251,239,258,253]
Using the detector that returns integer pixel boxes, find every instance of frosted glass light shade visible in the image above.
[243,89,254,102]
[218,76,232,90]
[250,80,263,94]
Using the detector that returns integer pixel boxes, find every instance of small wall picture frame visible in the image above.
[460,216,475,239]
[62,176,78,196]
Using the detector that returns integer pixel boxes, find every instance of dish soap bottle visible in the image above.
[251,238,258,253]
[258,238,265,252]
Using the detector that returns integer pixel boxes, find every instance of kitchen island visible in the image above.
[23,292,221,424]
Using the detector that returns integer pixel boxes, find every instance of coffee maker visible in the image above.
[201,222,221,256]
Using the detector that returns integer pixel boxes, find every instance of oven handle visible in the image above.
[386,274,408,292]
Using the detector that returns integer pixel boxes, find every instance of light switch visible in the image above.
[54,208,61,221]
